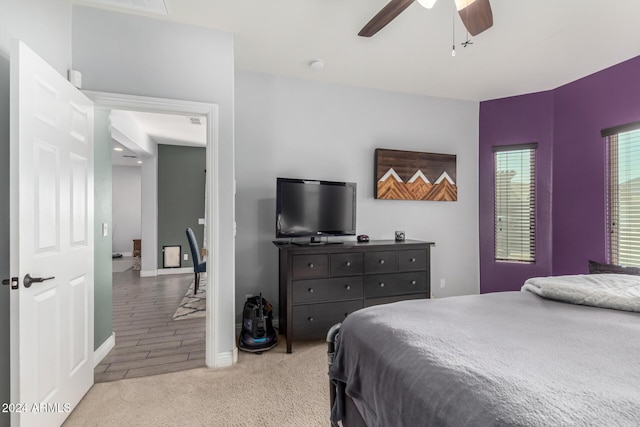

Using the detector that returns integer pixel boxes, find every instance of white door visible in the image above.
[9,40,94,427]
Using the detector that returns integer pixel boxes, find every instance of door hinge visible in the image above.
[2,277,19,290]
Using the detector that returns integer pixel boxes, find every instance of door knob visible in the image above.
[23,274,55,289]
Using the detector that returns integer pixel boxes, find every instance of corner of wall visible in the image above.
[0,52,11,427]
[93,108,113,350]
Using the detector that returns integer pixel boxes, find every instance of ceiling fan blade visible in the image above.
[359,0,416,37]
[457,0,493,36]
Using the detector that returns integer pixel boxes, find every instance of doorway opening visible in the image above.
[102,109,208,381]
[86,91,221,378]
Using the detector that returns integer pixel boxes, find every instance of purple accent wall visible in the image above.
[479,91,554,293]
[553,56,640,275]
[479,55,640,293]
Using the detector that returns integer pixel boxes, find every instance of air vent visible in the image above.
[79,0,169,16]
[123,155,138,159]
[189,117,202,126]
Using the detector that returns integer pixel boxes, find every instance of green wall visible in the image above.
[94,109,113,349]
[157,145,206,269]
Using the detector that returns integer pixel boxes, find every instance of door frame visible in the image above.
[85,90,222,368]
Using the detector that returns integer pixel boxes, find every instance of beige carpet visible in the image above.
[64,339,329,427]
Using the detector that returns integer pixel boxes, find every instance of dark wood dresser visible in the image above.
[274,239,434,353]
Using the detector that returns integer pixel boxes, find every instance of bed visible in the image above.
[327,274,640,426]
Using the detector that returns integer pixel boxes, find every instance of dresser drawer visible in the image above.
[292,276,363,304]
[292,254,329,279]
[364,271,428,298]
[331,252,364,276]
[364,251,397,273]
[398,249,427,271]
[365,293,427,308]
[292,300,363,338]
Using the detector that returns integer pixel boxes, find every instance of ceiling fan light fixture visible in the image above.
[416,0,438,9]
[454,0,476,11]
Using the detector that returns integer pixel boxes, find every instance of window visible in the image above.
[493,144,537,262]
[605,123,640,266]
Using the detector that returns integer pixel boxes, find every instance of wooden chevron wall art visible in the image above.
[375,148,457,201]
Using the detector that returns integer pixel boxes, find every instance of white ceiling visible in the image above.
[111,142,141,166]
[111,110,206,166]
[82,0,640,101]
[124,110,207,147]
[156,0,640,101]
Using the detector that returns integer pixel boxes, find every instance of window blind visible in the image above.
[607,128,640,267]
[493,144,537,262]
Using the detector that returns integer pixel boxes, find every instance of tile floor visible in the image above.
[94,269,206,382]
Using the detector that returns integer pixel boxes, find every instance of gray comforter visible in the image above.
[329,291,640,426]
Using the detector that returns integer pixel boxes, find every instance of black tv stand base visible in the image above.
[291,241,344,246]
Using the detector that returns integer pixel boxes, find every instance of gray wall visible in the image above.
[72,5,237,354]
[157,145,206,269]
[0,2,72,425]
[234,71,480,321]
[141,154,158,274]
[94,109,113,349]
[0,0,72,73]
[112,165,141,255]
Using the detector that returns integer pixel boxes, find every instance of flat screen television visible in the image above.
[276,177,356,244]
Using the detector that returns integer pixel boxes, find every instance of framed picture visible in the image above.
[375,148,457,201]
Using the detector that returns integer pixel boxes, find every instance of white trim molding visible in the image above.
[140,269,157,278]
[157,267,192,276]
[94,332,116,367]
[216,351,235,368]
[84,90,225,368]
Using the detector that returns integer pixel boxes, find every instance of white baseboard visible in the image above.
[94,332,115,367]
[158,267,192,276]
[141,268,194,277]
[214,350,235,368]
[140,270,157,277]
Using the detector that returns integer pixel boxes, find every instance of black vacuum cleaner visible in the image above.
[238,293,277,354]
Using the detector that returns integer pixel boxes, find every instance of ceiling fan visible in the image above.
[358,0,493,38]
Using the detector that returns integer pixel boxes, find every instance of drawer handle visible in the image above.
[308,263,314,268]
[379,282,385,288]
[345,261,351,267]
[411,280,417,285]
[410,258,416,262]
[379,259,385,265]
[308,317,314,322]
[308,288,314,293]
[345,285,351,290]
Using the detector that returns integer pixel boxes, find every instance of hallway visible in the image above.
[95,270,206,382]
